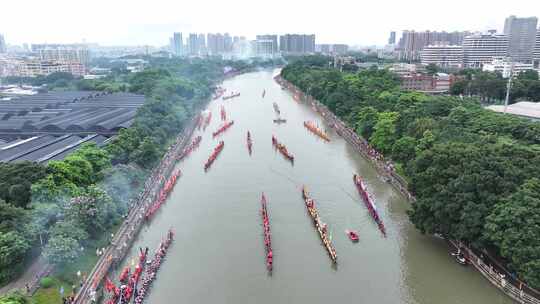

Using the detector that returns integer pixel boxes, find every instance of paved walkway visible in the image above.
[0,255,52,296]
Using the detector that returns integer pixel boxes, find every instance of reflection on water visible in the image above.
[115,70,513,304]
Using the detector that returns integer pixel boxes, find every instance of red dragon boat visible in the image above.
[260,193,273,273]
[104,247,148,304]
[302,186,337,263]
[145,168,182,220]
[133,229,174,304]
[177,136,202,161]
[220,105,226,121]
[204,141,225,171]
[304,121,330,142]
[271,135,294,163]
[353,174,387,237]
[212,121,234,138]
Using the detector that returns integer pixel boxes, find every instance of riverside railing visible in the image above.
[73,117,198,304]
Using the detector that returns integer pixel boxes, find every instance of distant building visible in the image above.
[389,63,425,75]
[4,59,86,77]
[0,34,6,53]
[397,30,470,61]
[462,33,509,68]
[400,72,455,93]
[504,15,538,63]
[279,34,315,54]
[224,33,233,53]
[482,57,536,78]
[315,44,349,55]
[420,44,463,68]
[534,28,540,66]
[31,44,90,67]
[198,34,206,55]
[172,32,183,56]
[388,31,396,45]
[255,39,276,57]
[188,33,200,55]
[256,35,278,53]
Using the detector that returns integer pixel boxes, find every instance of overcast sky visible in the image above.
[1,0,539,46]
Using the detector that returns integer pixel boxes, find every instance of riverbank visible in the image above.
[72,113,199,304]
[275,74,540,304]
[274,75,415,203]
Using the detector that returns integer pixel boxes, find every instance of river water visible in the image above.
[121,70,513,304]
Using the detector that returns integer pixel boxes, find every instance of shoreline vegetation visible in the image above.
[0,57,283,304]
[279,56,540,296]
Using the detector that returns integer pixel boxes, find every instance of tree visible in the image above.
[354,106,379,139]
[0,291,29,304]
[131,137,160,169]
[64,186,115,237]
[0,231,30,283]
[392,136,417,163]
[425,63,439,75]
[484,178,540,288]
[517,70,539,81]
[43,234,82,264]
[369,112,399,153]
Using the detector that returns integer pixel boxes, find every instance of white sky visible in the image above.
[1,0,539,46]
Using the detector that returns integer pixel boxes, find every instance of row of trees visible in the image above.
[281,56,540,288]
[0,57,279,288]
[450,69,540,103]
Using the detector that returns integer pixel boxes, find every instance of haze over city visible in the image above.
[1,0,539,46]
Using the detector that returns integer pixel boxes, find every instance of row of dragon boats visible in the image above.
[255,174,385,269]
[104,229,174,304]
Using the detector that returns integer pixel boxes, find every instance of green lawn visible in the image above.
[31,278,73,304]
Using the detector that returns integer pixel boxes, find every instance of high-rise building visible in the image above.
[397,30,470,61]
[0,34,6,53]
[255,39,275,57]
[207,33,217,55]
[188,33,199,55]
[207,33,229,55]
[256,35,278,53]
[388,31,396,45]
[224,33,233,53]
[279,34,315,54]
[172,32,183,56]
[534,28,540,65]
[462,33,509,68]
[420,44,463,68]
[503,15,538,62]
[198,34,206,55]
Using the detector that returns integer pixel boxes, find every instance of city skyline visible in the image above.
[1,0,539,47]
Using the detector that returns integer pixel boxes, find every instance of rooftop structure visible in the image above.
[487,101,540,119]
[0,91,144,139]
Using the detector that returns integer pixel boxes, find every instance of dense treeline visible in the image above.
[281,56,540,288]
[0,57,279,288]
[450,69,540,103]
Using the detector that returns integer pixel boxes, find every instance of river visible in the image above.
[119,69,513,304]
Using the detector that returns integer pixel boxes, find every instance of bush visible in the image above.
[0,291,28,304]
[39,277,54,288]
